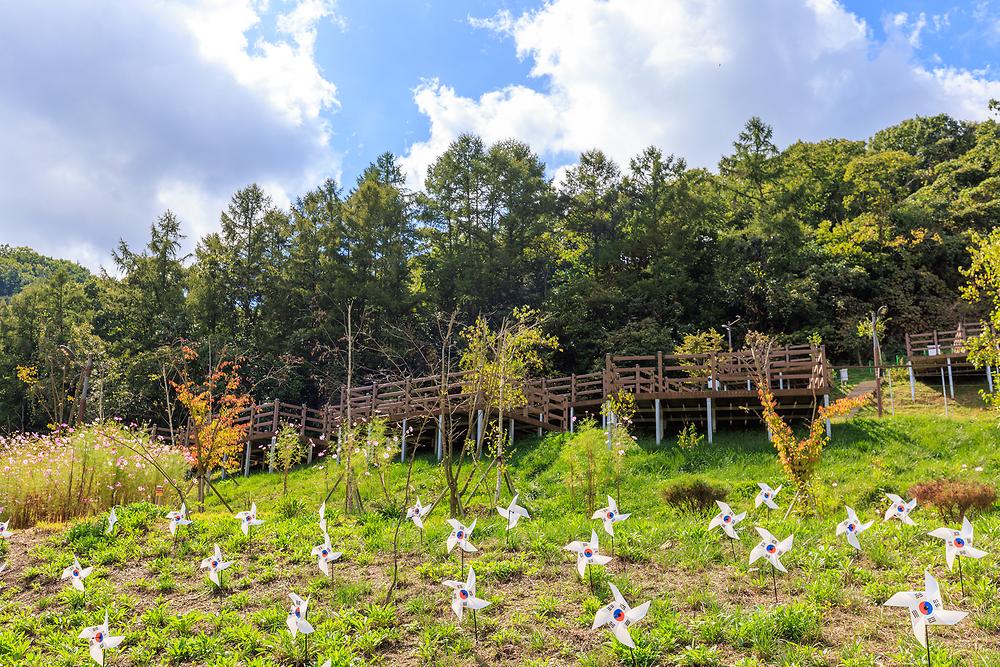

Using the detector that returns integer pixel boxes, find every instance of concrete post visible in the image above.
[400,418,407,462]
[706,398,713,444]
[824,394,831,438]
[946,357,955,398]
[908,361,916,400]
[654,398,662,445]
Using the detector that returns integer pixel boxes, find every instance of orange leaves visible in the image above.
[757,387,869,492]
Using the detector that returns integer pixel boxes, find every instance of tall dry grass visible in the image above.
[0,421,187,528]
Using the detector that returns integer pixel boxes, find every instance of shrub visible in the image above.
[0,422,187,528]
[661,476,727,513]
[676,423,705,452]
[908,479,997,522]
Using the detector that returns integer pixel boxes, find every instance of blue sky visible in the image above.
[1,0,999,269]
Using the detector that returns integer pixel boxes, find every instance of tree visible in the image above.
[271,424,305,495]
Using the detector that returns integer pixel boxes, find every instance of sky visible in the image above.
[2,0,1000,271]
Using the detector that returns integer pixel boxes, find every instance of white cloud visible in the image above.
[0,0,341,270]
[402,0,1000,186]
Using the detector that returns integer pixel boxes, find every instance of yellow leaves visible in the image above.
[15,364,38,386]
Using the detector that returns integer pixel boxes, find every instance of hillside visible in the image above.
[0,245,90,299]
[0,391,997,666]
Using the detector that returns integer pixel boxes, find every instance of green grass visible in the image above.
[0,388,998,666]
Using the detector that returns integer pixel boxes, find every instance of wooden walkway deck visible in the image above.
[904,322,995,399]
[161,344,832,473]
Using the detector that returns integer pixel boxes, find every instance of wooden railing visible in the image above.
[906,323,986,358]
[157,344,828,444]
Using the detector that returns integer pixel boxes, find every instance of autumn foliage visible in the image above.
[758,387,869,494]
[170,346,250,503]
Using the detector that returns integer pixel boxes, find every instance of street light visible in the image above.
[722,316,742,352]
[870,306,888,418]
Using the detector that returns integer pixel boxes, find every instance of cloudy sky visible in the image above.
[2,0,1000,270]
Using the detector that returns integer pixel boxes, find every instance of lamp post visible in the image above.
[722,316,742,352]
[870,306,887,418]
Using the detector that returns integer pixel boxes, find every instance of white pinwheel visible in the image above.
[61,556,93,592]
[497,494,530,531]
[286,593,314,636]
[749,527,794,573]
[406,497,432,530]
[564,529,613,578]
[318,501,327,534]
[755,483,783,510]
[592,495,630,536]
[199,544,232,587]
[443,566,490,620]
[593,582,650,649]
[836,506,874,551]
[883,493,917,525]
[708,500,746,540]
[929,517,988,570]
[235,502,264,536]
[0,561,6,576]
[165,503,192,536]
[446,518,478,553]
[884,571,966,647]
[105,507,118,535]
[0,520,11,539]
[311,532,342,575]
[79,611,124,666]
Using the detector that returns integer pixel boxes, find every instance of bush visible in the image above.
[908,479,997,522]
[661,475,727,513]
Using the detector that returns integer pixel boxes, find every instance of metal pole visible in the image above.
[436,414,444,461]
[267,436,276,473]
[400,418,407,462]
[988,365,994,394]
[908,361,916,400]
[824,394,831,438]
[654,398,661,444]
[706,398,713,444]
[569,406,575,433]
[887,370,895,416]
[946,357,955,399]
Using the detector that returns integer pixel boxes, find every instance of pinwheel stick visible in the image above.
[248,524,253,559]
[957,555,965,599]
[472,608,479,643]
[304,633,309,664]
[629,646,636,667]
[588,563,594,592]
[925,625,931,667]
[729,537,736,560]
[771,563,778,603]
[460,549,465,579]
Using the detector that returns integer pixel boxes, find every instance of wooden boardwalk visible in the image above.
[904,322,995,398]
[161,344,832,473]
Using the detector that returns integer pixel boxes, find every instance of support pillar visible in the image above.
[947,357,955,398]
[400,418,408,462]
[538,413,543,438]
[654,398,662,445]
[569,406,575,433]
[509,418,514,446]
[706,398,713,444]
[476,410,484,448]
[436,414,443,461]
[908,361,916,400]
[307,438,313,464]
[243,440,251,477]
[988,365,994,394]
[824,394,831,438]
[941,368,949,417]
[267,436,276,473]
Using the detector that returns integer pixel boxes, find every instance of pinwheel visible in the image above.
[61,556,93,592]
[0,561,6,576]
[593,582,650,665]
[446,518,477,576]
[311,532,342,576]
[564,529,612,590]
[235,502,264,555]
[929,517,988,598]
[884,493,917,525]
[443,566,490,640]
[286,593,315,662]
[497,493,530,546]
[165,503,192,545]
[749,527,793,602]
[708,500,746,558]
[0,520,11,539]
[105,507,118,536]
[406,497,432,542]
[79,612,123,666]
[836,506,874,551]
[884,571,966,666]
[318,501,327,534]
[755,482,783,511]
[593,495,630,537]
[200,544,232,588]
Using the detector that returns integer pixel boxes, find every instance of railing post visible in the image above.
[657,350,663,392]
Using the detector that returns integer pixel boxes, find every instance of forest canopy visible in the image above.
[1,113,995,431]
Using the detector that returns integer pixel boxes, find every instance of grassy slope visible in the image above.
[0,382,998,667]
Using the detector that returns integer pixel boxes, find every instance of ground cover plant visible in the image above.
[0,386,998,666]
